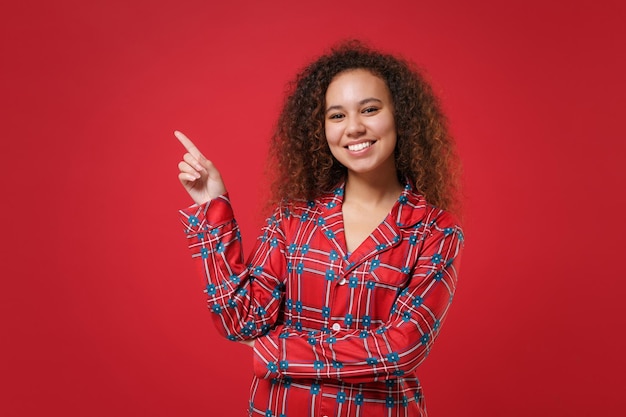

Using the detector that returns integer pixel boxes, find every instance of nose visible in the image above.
[346,116,366,137]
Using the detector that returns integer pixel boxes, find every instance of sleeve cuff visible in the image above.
[253,328,282,379]
[179,193,234,231]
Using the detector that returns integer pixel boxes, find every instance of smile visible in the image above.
[347,141,375,152]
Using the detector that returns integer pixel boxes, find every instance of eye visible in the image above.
[362,107,379,114]
[328,113,344,120]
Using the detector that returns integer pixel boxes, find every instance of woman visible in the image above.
[176,41,463,417]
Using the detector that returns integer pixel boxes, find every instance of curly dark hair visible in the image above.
[267,40,461,212]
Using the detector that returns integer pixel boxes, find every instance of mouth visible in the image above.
[346,141,375,152]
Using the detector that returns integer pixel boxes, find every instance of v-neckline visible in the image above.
[316,182,423,267]
[341,202,397,255]
[337,192,403,263]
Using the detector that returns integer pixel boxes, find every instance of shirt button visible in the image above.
[332,323,341,332]
[338,278,347,285]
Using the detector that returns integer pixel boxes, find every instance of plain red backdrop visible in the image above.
[2,0,625,416]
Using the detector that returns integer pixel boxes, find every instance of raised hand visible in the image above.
[175,130,227,205]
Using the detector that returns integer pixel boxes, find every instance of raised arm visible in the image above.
[176,131,287,342]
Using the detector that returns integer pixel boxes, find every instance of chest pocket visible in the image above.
[345,227,428,289]
[351,255,411,288]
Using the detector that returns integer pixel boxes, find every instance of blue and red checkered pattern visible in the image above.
[180,183,463,417]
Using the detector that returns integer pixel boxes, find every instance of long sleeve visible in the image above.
[252,210,463,383]
[180,194,287,341]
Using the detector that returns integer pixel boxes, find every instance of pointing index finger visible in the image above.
[174,130,204,158]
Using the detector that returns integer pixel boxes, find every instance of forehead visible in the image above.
[325,69,391,102]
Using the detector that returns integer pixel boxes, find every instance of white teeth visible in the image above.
[348,141,373,151]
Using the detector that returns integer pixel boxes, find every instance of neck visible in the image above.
[344,170,404,206]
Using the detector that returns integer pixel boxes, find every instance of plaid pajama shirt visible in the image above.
[180,183,463,417]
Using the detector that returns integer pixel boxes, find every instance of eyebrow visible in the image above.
[325,97,383,114]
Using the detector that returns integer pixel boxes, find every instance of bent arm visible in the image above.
[252,212,463,383]
[180,195,286,341]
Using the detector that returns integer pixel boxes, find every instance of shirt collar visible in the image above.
[316,181,428,229]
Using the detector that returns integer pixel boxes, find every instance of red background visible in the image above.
[2,1,625,416]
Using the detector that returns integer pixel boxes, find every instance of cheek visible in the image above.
[371,115,396,135]
[324,124,342,146]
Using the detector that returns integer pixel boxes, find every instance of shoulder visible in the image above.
[278,187,342,218]
[395,186,459,230]
[424,204,461,230]
[400,186,463,242]
[420,202,464,250]
[266,198,321,225]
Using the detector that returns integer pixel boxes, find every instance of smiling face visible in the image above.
[324,69,397,180]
